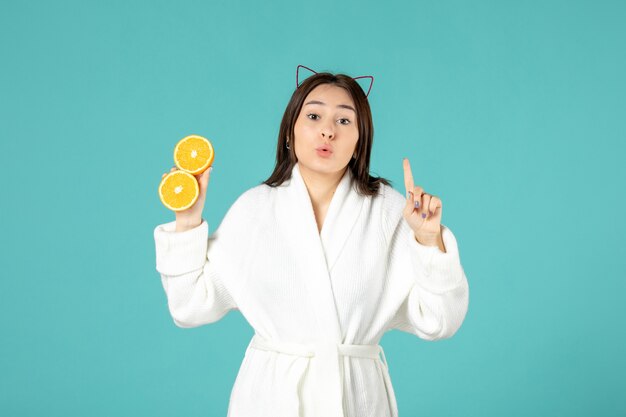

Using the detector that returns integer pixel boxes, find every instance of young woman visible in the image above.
[154,65,469,417]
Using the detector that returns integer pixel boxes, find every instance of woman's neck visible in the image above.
[299,164,346,209]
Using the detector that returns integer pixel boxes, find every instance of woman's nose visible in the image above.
[321,125,335,140]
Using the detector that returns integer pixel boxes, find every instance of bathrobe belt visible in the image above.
[249,334,397,417]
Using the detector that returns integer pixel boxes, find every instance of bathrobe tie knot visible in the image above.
[249,334,396,417]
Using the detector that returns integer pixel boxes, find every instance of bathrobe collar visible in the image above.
[273,162,366,416]
[274,162,365,340]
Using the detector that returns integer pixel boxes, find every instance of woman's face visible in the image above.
[293,84,359,178]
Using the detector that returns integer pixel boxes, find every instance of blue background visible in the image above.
[1,1,625,416]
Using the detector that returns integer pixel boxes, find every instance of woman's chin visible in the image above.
[299,158,348,177]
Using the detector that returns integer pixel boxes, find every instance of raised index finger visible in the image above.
[403,158,415,194]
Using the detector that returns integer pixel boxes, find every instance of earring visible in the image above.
[286,137,290,150]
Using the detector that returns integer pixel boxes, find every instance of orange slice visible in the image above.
[173,135,214,175]
[158,170,200,212]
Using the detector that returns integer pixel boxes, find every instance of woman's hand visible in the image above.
[161,166,212,231]
[402,158,445,251]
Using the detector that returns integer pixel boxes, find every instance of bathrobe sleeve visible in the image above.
[153,194,249,328]
[383,186,470,340]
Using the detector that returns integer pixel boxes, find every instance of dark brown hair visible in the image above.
[261,70,391,196]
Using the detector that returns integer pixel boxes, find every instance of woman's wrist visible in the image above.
[414,226,446,253]
[175,217,202,232]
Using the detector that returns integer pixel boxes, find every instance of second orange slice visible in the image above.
[158,170,200,212]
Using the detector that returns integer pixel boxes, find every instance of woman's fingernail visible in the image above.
[414,200,420,208]
[421,213,427,219]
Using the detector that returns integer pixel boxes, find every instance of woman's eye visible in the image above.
[306,114,351,125]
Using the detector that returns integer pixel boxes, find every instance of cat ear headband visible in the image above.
[296,64,374,98]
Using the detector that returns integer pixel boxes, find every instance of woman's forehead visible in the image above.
[305,84,354,107]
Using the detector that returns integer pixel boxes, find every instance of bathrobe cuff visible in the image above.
[154,219,209,276]
[408,224,465,294]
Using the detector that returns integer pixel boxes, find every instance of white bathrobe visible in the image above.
[153,162,469,417]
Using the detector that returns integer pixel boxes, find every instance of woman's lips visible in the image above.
[316,148,333,158]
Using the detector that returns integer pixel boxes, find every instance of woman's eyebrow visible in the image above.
[304,100,356,113]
